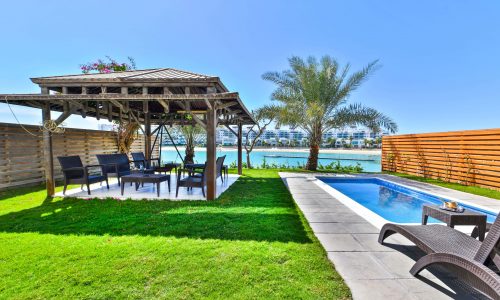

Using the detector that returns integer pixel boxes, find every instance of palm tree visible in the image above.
[263,55,397,170]
[179,125,205,164]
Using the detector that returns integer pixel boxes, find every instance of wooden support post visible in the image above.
[144,101,151,160]
[42,102,55,196]
[107,102,113,122]
[96,101,101,120]
[238,122,243,175]
[206,108,217,200]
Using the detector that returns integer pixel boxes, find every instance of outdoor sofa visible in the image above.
[96,153,133,186]
[379,214,500,299]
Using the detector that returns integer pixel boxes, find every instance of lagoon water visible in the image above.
[160,148,381,172]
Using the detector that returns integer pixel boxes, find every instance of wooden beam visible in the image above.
[123,101,129,113]
[54,102,75,125]
[107,102,113,122]
[144,101,151,160]
[81,101,88,118]
[237,122,243,175]
[0,92,240,101]
[217,101,239,110]
[129,110,145,134]
[176,101,206,129]
[204,98,213,110]
[224,124,237,136]
[206,108,217,200]
[157,99,169,113]
[95,101,101,120]
[42,102,55,196]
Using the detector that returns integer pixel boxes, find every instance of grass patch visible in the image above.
[0,169,350,299]
[386,172,500,200]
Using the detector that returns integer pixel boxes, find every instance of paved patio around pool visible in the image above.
[280,172,493,300]
[55,174,239,200]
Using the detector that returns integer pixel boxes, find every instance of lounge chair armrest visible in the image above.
[410,252,500,299]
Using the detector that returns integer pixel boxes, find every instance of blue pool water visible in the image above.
[160,148,381,172]
[318,177,497,223]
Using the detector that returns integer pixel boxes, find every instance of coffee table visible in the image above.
[120,174,170,197]
[422,204,487,241]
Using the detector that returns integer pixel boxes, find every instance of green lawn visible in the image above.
[0,169,350,299]
[386,172,500,200]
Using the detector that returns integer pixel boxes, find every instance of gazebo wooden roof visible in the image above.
[1,68,255,126]
[0,68,253,200]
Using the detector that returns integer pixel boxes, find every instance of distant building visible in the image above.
[161,126,389,148]
[98,123,116,131]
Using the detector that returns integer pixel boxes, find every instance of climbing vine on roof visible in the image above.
[80,56,136,74]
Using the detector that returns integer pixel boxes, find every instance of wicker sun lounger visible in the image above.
[379,215,500,299]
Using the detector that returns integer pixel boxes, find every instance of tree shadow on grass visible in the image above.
[0,175,312,243]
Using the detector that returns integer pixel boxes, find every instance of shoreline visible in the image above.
[160,146,381,155]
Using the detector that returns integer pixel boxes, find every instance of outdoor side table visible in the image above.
[421,204,487,241]
[120,174,170,197]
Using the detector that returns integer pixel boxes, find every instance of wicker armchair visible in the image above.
[57,155,108,195]
[131,152,160,172]
[176,163,207,197]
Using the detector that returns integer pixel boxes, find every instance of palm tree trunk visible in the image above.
[305,127,322,170]
[184,144,195,164]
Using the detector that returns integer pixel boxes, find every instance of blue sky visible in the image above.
[1,0,499,134]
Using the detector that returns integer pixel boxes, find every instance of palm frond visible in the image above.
[328,103,398,133]
[262,55,395,137]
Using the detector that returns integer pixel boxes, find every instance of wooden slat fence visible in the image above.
[0,122,158,190]
[382,128,500,190]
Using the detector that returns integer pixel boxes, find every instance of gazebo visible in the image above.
[0,68,255,200]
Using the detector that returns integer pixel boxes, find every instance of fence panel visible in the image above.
[382,128,500,190]
[0,122,158,190]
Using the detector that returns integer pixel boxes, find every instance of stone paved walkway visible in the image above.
[280,172,491,300]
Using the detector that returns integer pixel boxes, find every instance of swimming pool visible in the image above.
[317,177,497,223]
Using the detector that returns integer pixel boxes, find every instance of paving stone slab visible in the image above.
[345,279,413,300]
[316,233,365,251]
[327,252,396,280]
